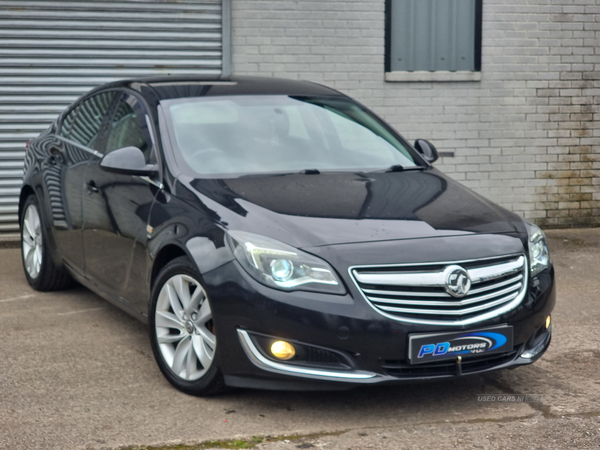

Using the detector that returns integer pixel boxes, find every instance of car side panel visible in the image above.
[23,128,92,274]
[51,139,93,272]
[82,159,158,311]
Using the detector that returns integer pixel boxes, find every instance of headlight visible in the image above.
[525,222,550,276]
[227,230,346,294]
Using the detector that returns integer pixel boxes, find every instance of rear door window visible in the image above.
[66,91,117,151]
[59,106,78,139]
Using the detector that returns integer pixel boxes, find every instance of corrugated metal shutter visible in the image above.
[0,0,229,234]
[390,0,476,72]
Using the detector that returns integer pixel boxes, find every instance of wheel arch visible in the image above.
[150,235,235,289]
[18,185,36,222]
[150,244,189,289]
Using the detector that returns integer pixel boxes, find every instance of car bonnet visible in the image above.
[180,169,526,249]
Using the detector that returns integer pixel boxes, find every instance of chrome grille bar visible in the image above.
[354,255,525,287]
[376,291,519,316]
[367,282,522,307]
[349,254,528,326]
[468,274,523,295]
[362,288,451,298]
[468,256,525,283]
[362,273,524,299]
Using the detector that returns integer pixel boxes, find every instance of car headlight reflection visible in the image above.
[525,222,551,276]
[227,230,346,294]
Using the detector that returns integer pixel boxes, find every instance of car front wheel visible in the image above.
[148,256,225,396]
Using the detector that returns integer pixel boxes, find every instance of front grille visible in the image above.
[381,349,520,378]
[351,254,527,325]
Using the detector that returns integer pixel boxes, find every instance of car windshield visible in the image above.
[161,95,420,177]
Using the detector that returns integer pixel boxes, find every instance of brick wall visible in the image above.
[231,0,600,227]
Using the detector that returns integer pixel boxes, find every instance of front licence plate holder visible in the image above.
[408,325,513,365]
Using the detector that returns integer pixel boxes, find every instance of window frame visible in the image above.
[159,94,429,179]
[103,91,154,161]
[55,88,164,186]
[55,89,116,148]
[384,0,483,82]
[58,88,158,159]
[58,90,118,148]
[102,88,164,185]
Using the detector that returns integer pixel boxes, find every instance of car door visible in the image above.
[51,91,117,273]
[82,91,160,311]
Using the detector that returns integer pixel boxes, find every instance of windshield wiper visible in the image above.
[238,169,321,178]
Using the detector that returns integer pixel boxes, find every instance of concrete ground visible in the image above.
[0,229,599,450]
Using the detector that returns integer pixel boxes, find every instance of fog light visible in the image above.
[546,315,551,329]
[270,341,295,360]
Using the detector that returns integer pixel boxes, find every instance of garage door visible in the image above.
[0,0,230,233]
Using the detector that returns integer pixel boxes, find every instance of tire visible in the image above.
[20,194,72,291]
[148,256,225,396]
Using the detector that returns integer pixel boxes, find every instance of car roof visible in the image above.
[90,75,344,104]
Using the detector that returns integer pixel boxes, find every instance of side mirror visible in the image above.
[414,139,439,164]
[100,146,158,176]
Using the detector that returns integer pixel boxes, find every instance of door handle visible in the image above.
[86,180,99,194]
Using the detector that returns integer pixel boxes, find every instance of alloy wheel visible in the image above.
[155,274,216,381]
[22,204,43,279]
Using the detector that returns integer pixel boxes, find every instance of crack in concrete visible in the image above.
[482,375,554,417]
[113,409,600,450]
[481,374,600,420]
[118,430,349,450]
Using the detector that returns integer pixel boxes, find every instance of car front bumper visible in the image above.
[202,260,555,391]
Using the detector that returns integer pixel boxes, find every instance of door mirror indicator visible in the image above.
[414,139,439,164]
[99,146,158,176]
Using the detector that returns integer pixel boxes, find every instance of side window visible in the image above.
[105,94,152,161]
[59,107,78,138]
[68,92,116,150]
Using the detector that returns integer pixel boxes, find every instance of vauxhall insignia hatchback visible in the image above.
[20,76,555,395]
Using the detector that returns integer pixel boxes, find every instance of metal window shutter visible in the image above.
[0,0,228,234]
[390,0,476,72]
